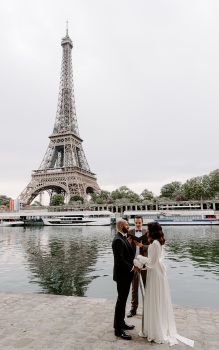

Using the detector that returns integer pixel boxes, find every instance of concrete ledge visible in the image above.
[0,292,218,349]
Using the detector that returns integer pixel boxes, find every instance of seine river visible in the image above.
[0,225,219,308]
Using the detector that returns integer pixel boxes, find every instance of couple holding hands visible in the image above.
[112,216,194,347]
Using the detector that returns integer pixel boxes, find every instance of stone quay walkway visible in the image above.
[0,292,218,350]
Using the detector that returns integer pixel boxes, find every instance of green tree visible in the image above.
[128,191,141,203]
[0,195,11,206]
[201,174,213,199]
[111,186,141,203]
[160,182,182,199]
[111,186,130,200]
[208,169,219,198]
[90,190,111,204]
[140,189,154,201]
[183,175,211,200]
[175,194,188,201]
[50,194,65,206]
[69,195,84,204]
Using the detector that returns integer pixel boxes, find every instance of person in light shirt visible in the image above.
[127,215,149,318]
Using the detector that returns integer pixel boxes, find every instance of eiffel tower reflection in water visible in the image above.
[0,225,219,308]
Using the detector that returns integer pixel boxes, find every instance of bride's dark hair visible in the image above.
[147,222,165,245]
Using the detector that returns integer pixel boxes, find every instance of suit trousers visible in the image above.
[131,269,146,311]
[114,276,133,330]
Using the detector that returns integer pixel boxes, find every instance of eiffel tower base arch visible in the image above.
[19,169,100,206]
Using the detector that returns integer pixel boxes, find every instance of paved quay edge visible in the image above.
[0,292,219,350]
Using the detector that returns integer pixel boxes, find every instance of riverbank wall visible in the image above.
[1,292,218,349]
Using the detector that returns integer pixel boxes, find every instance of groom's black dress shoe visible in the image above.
[123,322,135,330]
[127,309,136,317]
[115,330,132,340]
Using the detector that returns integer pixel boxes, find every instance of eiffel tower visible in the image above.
[19,28,100,206]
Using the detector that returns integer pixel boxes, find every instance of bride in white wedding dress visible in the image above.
[134,222,194,347]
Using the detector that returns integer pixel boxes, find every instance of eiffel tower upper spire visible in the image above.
[66,19,69,37]
[38,29,90,172]
[52,26,79,137]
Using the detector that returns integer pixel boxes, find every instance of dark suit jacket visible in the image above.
[128,227,149,257]
[112,232,135,282]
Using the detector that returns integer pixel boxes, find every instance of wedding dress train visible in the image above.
[138,240,194,347]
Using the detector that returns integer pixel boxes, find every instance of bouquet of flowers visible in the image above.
[134,255,149,269]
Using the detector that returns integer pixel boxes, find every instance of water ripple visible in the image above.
[0,225,218,307]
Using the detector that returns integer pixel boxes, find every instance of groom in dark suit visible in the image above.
[112,219,136,340]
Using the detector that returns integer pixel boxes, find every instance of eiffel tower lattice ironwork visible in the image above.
[19,29,100,205]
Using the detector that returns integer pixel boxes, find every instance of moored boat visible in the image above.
[0,219,24,227]
[0,210,114,226]
[124,210,219,226]
[41,210,112,226]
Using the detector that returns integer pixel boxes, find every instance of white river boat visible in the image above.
[0,219,24,227]
[41,210,112,226]
[124,209,219,226]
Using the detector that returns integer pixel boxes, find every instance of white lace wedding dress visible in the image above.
[139,240,194,347]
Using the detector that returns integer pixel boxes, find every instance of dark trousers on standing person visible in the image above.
[131,270,146,312]
[114,277,133,331]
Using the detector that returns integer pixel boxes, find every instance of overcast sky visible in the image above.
[1,0,219,202]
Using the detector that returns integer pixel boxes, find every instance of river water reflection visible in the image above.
[0,225,218,308]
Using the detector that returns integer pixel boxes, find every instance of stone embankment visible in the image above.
[0,292,218,349]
